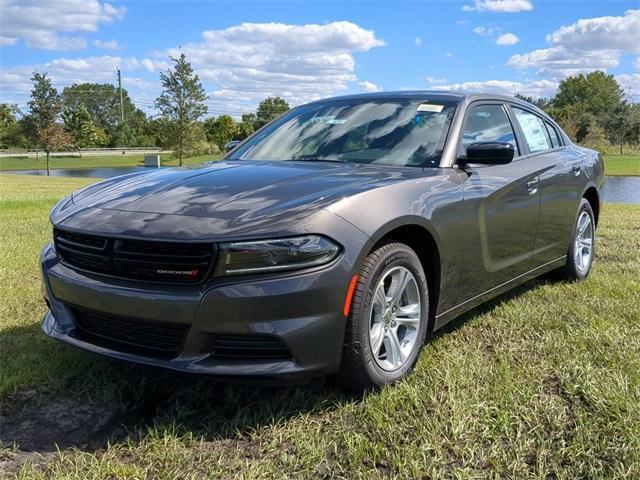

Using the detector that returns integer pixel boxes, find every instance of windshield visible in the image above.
[228,98,458,168]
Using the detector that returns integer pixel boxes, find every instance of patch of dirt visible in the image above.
[0,374,340,475]
[0,449,57,477]
[0,393,124,453]
[0,390,128,476]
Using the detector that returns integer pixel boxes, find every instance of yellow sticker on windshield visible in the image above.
[417,103,444,113]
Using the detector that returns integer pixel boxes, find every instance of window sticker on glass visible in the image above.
[309,116,333,123]
[417,103,444,113]
[310,115,346,125]
[514,109,551,153]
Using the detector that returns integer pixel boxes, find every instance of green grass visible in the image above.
[1,175,639,478]
[2,153,638,176]
[602,155,640,176]
[0,153,221,171]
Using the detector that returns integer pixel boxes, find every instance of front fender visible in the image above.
[326,170,467,315]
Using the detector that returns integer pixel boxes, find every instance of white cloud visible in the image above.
[0,36,18,47]
[462,0,533,13]
[508,9,640,78]
[414,37,422,46]
[508,46,619,77]
[635,57,640,71]
[31,35,87,51]
[445,52,454,57]
[359,81,381,92]
[0,0,126,50]
[93,39,120,50]
[0,55,162,102]
[496,33,519,45]
[472,26,496,36]
[546,9,640,53]
[0,21,384,115]
[426,76,448,84]
[159,21,385,109]
[432,79,557,98]
[615,73,640,97]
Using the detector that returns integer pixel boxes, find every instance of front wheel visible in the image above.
[336,242,429,392]
[558,198,596,281]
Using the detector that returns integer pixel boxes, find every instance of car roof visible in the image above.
[304,90,550,120]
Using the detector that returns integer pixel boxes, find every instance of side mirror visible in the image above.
[463,142,514,165]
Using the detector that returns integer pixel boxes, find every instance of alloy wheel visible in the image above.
[369,266,422,371]
[574,211,594,273]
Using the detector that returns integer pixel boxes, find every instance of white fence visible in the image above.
[0,148,172,158]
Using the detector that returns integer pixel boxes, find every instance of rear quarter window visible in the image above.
[545,121,562,148]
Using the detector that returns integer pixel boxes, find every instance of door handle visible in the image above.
[526,177,539,195]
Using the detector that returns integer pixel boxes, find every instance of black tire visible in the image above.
[336,242,429,392]
[557,198,596,282]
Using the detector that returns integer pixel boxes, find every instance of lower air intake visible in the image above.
[210,334,292,361]
[72,307,188,359]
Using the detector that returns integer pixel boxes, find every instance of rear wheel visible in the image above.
[337,242,429,392]
[557,198,596,281]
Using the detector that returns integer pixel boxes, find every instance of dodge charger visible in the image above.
[41,92,604,390]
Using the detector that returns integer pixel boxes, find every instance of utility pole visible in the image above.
[117,67,124,124]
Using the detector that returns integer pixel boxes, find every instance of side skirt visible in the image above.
[433,256,566,331]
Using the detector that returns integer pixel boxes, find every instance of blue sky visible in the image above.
[1,0,638,117]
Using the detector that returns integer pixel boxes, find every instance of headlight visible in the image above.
[214,235,340,276]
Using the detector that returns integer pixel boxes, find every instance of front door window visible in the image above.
[461,104,519,157]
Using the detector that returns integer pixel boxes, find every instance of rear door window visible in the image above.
[461,104,519,156]
[512,108,552,153]
[545,121,562,148]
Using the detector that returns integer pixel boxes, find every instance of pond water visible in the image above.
[2,167,639,204]
[1,166,159,179]
[602,176,640,204]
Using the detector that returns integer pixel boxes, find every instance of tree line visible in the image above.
[0,53,290,169]
[516,71,640,154]
[1,56,638,172]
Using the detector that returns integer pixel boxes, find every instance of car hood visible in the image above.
[71,160,427,219]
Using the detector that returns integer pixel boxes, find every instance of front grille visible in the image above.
[54,228,215,283]
[72,307,188,358]
[210,335,292,361]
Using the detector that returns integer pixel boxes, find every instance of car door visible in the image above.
[457,103,542,300]
[510,107,584,264]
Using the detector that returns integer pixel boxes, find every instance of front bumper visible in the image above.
[40,238,360,382]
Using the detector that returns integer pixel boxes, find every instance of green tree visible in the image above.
[626,103,640,147]
[155,53,208,165]
[0,104,28,149]
[553,71,623,117]
[237,113,256,139]
[62,104,107,148]
[581,119,607,151]
[551,71,624,143]
[204,115,239,151]
[547,104,592,143]
[0,103,19,128]
[125,108,154,147]
[27,72,70,175]
[606,103,640,154]
[147,117,172,149]
[62,83,150,147]
[111,123,135,148]
[254,97,289,129]
[514,94,552,110]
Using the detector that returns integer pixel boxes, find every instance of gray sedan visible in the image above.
[41,92,603,390]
